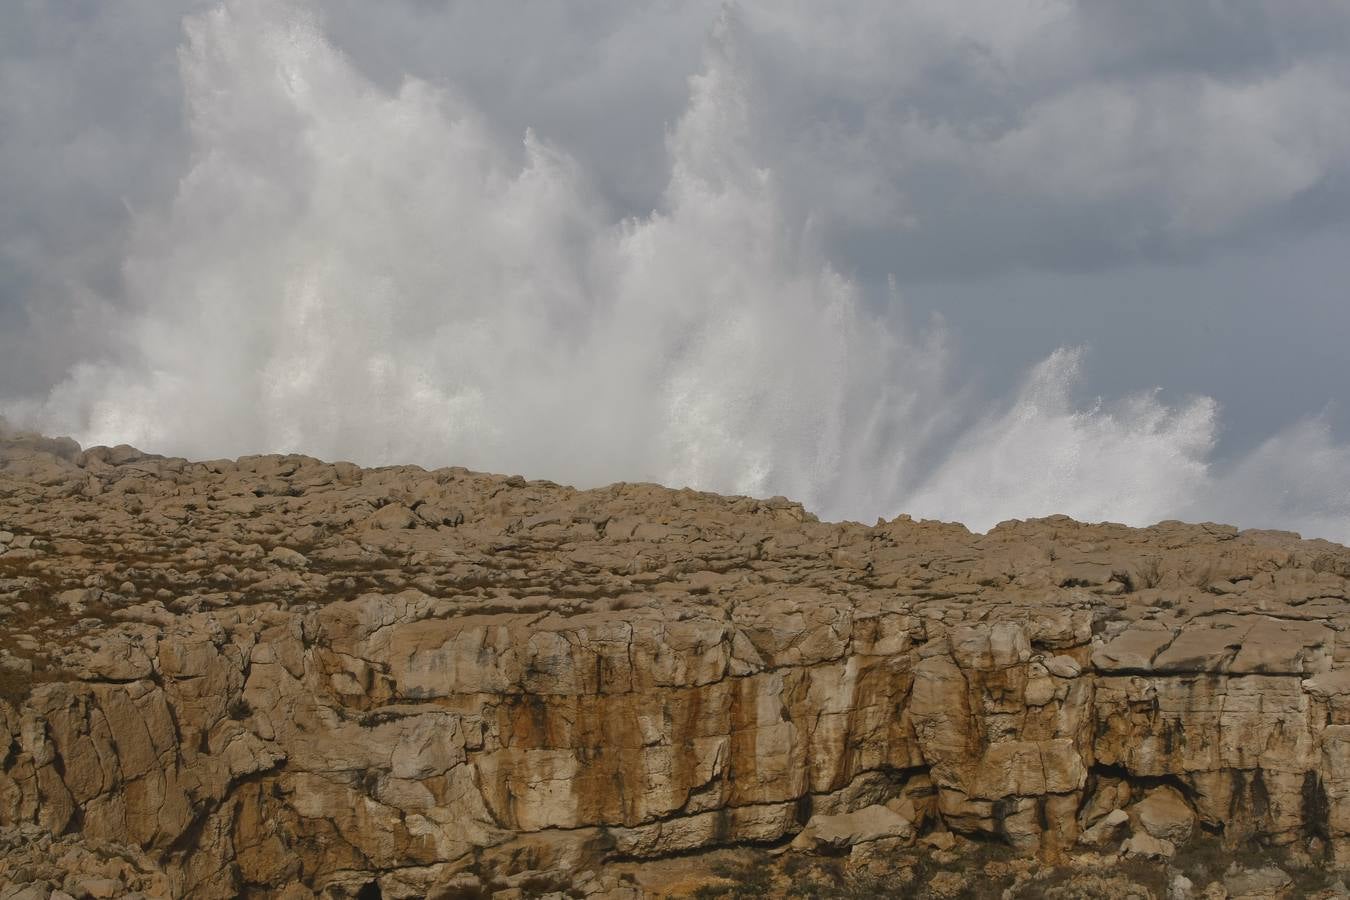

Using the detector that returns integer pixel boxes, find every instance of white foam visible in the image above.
[8,1,1349,544]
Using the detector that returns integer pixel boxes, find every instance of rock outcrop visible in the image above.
[2,430,1350,897]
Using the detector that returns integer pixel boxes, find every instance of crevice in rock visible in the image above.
[1086,763,1200,805]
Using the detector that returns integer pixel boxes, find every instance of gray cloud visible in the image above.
[0,0,205,390]
[1,0,1348,540]
[712,1,1350,280]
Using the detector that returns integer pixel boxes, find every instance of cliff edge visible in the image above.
[2,431,1350,898]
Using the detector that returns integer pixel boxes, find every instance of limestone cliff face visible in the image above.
[1,432,1349,897]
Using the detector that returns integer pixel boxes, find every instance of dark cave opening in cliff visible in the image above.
[355,882,382,900]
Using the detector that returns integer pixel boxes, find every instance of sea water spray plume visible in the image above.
[8,0,1350,542]
[23,2,959,520]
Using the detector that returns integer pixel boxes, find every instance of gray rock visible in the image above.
[268,546,309,568]
[1223,865,1292,899]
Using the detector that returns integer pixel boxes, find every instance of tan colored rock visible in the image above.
[267,546,308,568]
[1,432,1349,895]
[1132,785,1195,844]
[1323,726,1350,865]
[1123,832,1176,860]
[790,804,914,851]
[1078,808,1129,848]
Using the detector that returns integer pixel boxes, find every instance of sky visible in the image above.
[2,0,1349,541]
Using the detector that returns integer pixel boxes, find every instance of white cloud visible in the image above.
[1193,418,1350,544]
[3,0,1349,543]
[9,2,951,520]
[977,62,1350,238]
[904,348,1219,529]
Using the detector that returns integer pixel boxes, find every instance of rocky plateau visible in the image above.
[2,427,1350,898]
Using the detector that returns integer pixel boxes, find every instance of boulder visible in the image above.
[791,805,915,851]
[267,546,308,568]
[1122,832,1176,860]
[1132,786,1195,844]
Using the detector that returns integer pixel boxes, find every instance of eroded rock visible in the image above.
[0,431,1349,896]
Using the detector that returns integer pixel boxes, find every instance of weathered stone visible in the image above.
[1132,786,1195,844]
[1077,808,1128,848]
[1222,864,1292,899]
[1169,874,1195,900]
[267,546,308,568]
[1122,832,1176,860]
[0,431,1348,896]
[790,804,914,850]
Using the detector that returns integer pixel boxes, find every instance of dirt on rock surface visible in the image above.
[3,428,1350,898]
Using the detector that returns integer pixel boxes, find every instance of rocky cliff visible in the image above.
[2,430,1350,898]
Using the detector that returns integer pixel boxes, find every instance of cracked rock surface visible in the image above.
[2,430,1350,898]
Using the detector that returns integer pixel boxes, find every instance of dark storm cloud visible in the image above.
[1075,0,1350,78]
[6,0,1350,310]
[707,1,1350,281]
[0,0,207,390]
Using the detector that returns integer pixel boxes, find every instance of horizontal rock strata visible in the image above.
[2,430,1350,897]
